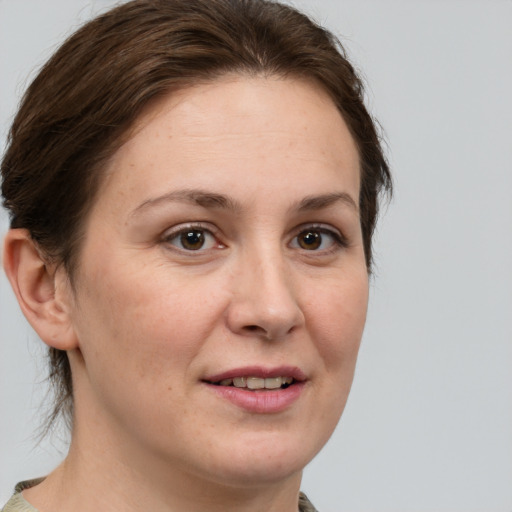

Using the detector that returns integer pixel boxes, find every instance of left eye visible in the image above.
[291,229,341,251]
[166,228,218,251]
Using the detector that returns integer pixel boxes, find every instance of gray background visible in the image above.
[1,1,511,511]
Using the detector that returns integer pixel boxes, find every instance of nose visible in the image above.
[225,247,305,341]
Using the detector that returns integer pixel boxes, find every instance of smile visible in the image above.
[203,366,306,412]
[213,376,295,390]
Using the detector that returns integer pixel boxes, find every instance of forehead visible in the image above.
[96,75,360,215]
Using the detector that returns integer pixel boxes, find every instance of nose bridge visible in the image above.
[227,237,304,340]
[251,242,292,309]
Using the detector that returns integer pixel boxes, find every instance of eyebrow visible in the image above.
[130,188,358,217]
[131,189,242,216]
[296,192,358,213]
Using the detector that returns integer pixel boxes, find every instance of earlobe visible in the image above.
[3,228,79,351]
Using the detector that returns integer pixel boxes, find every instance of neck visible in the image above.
[24,422,303,512]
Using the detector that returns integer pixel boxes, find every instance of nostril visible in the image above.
[243,325,270,337]
[242,324,277,341]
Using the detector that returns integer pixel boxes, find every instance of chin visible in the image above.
[209,456,305,489]
[196,427,328,488]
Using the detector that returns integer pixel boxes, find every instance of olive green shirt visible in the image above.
[1,480,44,512]
[2,479,318,512]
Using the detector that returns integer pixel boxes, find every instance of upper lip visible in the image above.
[204,366,307,383]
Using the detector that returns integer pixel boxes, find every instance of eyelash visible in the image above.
[161,223,348,254]
[161,222,223,253]
[291,224,348,254]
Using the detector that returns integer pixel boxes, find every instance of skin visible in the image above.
[4,76,368,512]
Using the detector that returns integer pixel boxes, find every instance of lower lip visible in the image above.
[205,382,306,414]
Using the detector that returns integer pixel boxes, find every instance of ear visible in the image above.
[3,228,79,350]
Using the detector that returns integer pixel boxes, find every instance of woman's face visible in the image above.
[66,76,368,487]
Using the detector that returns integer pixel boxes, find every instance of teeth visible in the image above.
[247,377,265,390]
[264,377,282,389]
[233,377,246,388]
[217,376,294,390]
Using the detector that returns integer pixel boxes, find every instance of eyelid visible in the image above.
[290,223,349,250]
[161,222,225,252]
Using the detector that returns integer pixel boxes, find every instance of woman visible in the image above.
[1,1,391,511]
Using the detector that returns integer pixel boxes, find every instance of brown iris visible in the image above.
[180,230,205,250]
[297,230,322,250]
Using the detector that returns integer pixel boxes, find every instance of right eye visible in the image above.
[164,226,221,251]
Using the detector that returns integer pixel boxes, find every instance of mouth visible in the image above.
[203,366,306,391]
[203,367,306,413]
[208,376,295,390]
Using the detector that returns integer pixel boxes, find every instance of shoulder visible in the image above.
[299,491,319,512]
[2,482,317,512]
[1,480,44,512]
[2,493,38,512]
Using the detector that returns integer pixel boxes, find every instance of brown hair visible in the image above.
[1,0,391,430]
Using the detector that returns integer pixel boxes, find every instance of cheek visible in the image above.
[69,261,229,431]
[295,270,368,454]
[72,252,227,376]
[307,269,369,373]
